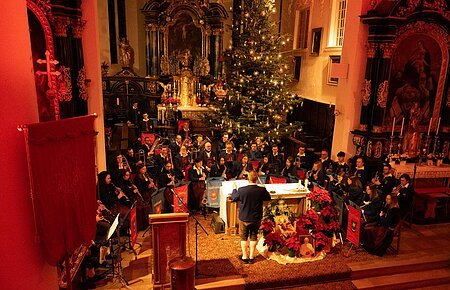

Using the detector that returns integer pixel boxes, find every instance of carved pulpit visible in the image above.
[149,213,189,290]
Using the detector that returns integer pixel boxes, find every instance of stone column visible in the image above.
[0,1,58,288]
[81,0,107,171]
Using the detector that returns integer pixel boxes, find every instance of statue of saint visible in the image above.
[119,38,134,69]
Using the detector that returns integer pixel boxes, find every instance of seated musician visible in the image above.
[188,158,207,211]
[329,172,349,198]
[319,149,335,174]
[210,156,227,179]
[141,137,152,156]
[236,155,253,180]
[281,156,297,179]
[296,145,312,171]
[392,174,414,218]
[248,143,262,161]
[353,157,369,187]
[125,148,139,172]
[97,171,128,210]
[199,141,216,165]
[108,152,129,183]
[220,142,238,179]
[140,113,153,132]
[217,133,229,155]
[174,145,191,180]
[362,184,383,223]
[193,135,204,152]
[116,169,142,203]
[257,156,271,175]
[346,175,364,205]
[169,135,183,155]
[256,136,269,156]
[372,163,398,200]
[134,163,157,203]
[306,161,325,187]
[178,122,191,140]
[268,145,283,175]
[334,151,349,175]
[155,145,170,173]
[362,194,401,256]
[159,161,177,188]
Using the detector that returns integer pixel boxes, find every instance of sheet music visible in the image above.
[107,214,120,240]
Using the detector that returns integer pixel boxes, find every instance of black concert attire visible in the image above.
[220,151,238,179]
[173,153,191,180]
[116,177,138,204]
[155,153,170,174]
[347,184,364,205]
[397,183,414,218]
[125,152,139,173]
[128,106,141,125]
[362,205,401,256]
[378,174,398,199]
[169,141,182,156]
[334,162,350,175]
[281,165,298,179]
[134,173,155,203]
[257,162,271,176]
[330,180,347,198]
[362,196,383,223]
[158,168,176,189]
[308,168,325,187]
[133,173,155,230]
[231,184,271,241]
[268,153,284,175]
[210,163,226,179]
[141,118,153,132]
[188,165,206,211]
[296,153,312,171]
[141,143,152,156]
[354,167,369,187]
[199,149,217,165]
[320,158,336,174]
[248,149,263,161]
[235,162,254,180]
[179,128,191,140]
[98,181,119,210]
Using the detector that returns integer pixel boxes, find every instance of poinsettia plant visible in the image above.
[264,231,284,252]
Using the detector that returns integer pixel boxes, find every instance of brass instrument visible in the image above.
[121,155,132,172]
[198,135,212,150]
[392,184,402,195]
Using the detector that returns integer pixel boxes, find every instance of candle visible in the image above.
[391,117,396,136]
[436,117,441,136]
[400,118,405,137]
[427,118,433,136]
[116,97,120,106]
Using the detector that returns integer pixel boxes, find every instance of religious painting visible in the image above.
[385,34,442,128]
[168,12,202,65]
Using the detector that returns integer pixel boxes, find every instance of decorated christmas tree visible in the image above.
[205,0,302,143]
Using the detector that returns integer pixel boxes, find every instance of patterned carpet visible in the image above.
[188,213,380,289]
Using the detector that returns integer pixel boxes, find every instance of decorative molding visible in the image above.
[34,0,51,15]
[377,80,389,108]
[77,67,88,100]
[447,89,450,108]
[361,79,372,106]
[71,18,86,39]
[296,0,311,9]
[58,66,72,101]
[380,43,394,59]
[366,42,377,58]
[52,16,70,37]
[359,124,368,131]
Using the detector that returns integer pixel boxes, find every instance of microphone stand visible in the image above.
[171,187,212,278]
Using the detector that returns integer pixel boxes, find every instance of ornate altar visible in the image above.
[142,0,228,124]
[351,1,450,165]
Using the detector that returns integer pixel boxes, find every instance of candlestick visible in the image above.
[427,118,433,136]
[436,117,441,136]
[391,117,396,137]
[400,118,405,137]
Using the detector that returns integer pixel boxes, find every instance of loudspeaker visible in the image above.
[210,213,225,234]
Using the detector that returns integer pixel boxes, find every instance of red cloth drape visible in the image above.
[24,115,97,265]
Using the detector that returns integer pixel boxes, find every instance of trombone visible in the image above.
[138,149,146,165]
[121,155,132,172]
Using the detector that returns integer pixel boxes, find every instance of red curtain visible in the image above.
[24,115,97,265]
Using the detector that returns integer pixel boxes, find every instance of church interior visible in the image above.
[1,0,450,289]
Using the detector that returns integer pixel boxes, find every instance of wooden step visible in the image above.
[195,275,245,290]
[352,268,450,289]
[349,252,450,279]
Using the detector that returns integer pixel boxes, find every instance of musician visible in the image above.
[179,122,191,140]
[128,101,141,126]
[158,161,176,188]
[170,135,183,155]
[362,184,383,223]
[330,172,348,197]
[174,145,191,181]
[218,133,229,154]
[193,135,204,152]
[347,175,363,205]
[257,156,271,175]
[141,137,152,155]
[372,164,398,199]
[109,152,129,182]
[125,148,139,172]
[334,151,349,175]
[231,171,271,264]
[320,149,335,174]
[295,145,312,170]
[281,156,297,179]
[362,194,401,256]
[116,169,140,203]
[307,161,325,187]
[354,157,369,187]
[268,145,283,175]
[188,158,207,211]
[199,141,216,165]
[141,113,153,132]
[97,171,127,209]
[210,157,227,179]
[248,143,263,161]
[220,142,238,179]
[255,136,269,156]
[393,174,414,218]
[155,146,170,173]
[134,163,157,203]
[236,155,253,180]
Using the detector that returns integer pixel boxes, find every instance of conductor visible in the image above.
[231,171,271,264]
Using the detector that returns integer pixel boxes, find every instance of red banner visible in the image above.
[130,206,137,247]
[347,206,361,247]
[173,185,189,213]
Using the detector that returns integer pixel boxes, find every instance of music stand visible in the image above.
[120,202,141,260]
[171,188,213,278]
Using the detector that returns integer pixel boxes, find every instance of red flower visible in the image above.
[260,219,275,235]
[285,236,301,252]
[313,232,329,248]
[321,205,337,218]
[264,232,284,249]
